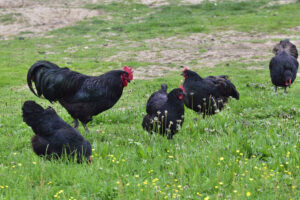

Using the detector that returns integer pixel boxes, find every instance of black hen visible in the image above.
[269,39,298,93]
[181,68,239,117]
[142,85,184,139]
[22,101,92,163]
[27,61,133,132]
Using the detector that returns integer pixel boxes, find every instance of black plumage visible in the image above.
[27,61,133,131]
[142,85,184,139]
[22,101,92,163]
[181,68,239,117]
[269,39,298,93]
[146,84,168,114]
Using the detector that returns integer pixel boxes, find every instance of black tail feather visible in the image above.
[225,80,239,100]
[214,76,239,100]
[273,39,298,59]
[22,101,45,129]
[27,61,86,102]
[161,84,168,92]
[27,61,60,97]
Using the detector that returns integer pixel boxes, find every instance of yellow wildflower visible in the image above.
[152,178,159,183]
[246,192,251,197]
[292,185,295,189]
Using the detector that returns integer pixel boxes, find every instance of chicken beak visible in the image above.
[89,156,93,164]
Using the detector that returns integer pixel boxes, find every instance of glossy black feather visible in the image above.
[22,101,92,163]
[142,87,184,139]
[182,69,239,116]
[269,40,298,89]
[146,84,168,114]
[27,60,129,124]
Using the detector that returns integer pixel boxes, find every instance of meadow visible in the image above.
[0,0,299,199]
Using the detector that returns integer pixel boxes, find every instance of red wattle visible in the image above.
[179,85,185,92]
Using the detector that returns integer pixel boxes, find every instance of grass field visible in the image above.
[0,0,299,199]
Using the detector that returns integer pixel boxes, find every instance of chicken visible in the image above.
[146,84,168,114]
[269,39,298,93]
[181,68,239,117]
[22,101,92,163]
[142,84,185,139]
[27,61,133,132]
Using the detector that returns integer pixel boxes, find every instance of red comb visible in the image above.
[123,66,133,80]
[182,67,188,72]
[179,85,185,92]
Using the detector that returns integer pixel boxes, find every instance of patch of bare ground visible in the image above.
[105,30,300,79]
[266,0,297,6]
[0,0,105,39]
[134,65,179,79]
[290,26,300,32]
[139,0,298,7]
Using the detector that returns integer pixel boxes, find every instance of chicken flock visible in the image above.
[22,39,298,163]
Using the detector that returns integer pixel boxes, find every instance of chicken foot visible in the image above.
[73,119,79,129]
[82,122,90,134]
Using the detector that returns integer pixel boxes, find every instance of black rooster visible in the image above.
[27,61,133,132]
[269,39,298,93]
[22,101,92,163]
[181,68,239,117]
[142,84,185,139]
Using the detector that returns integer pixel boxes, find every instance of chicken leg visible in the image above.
[73,119,79,129]
[82,122,90,133]
[284,87,287,94]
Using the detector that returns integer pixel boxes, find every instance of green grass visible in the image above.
[0,0,299,199]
